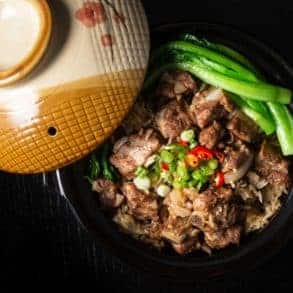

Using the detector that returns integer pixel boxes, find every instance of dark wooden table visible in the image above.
[1,0,293,290]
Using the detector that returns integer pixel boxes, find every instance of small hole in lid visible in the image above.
[48,126,57,137]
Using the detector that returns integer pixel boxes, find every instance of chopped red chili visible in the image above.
[214,171,225,188]
[189,146,214,161]
[178,139,189,146]
[161,162,169,171]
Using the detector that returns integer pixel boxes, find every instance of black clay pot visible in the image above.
[53,23,293,281]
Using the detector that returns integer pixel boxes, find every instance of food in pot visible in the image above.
[86,34,292,255]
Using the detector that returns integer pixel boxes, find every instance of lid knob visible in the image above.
[0,0,52,86]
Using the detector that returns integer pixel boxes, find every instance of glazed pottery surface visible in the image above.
[0,0,150,173]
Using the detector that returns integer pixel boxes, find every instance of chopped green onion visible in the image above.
[191,169,203,181]
[160,149,175,163]
[161,170,173,184]
[156,184,171,197]
[180,129,195,142]
[187,179,199,188]
[133,176,151,192]
[189,140,198,149]
[150,158,161,175]
[197,181,205,191]
[173,180,184,189]
[168,161,177,173]
[200,165,214,176]
[164,143,188,153]
[207,159,219,170]
[178,152,186,160]
[164,144,178,151]
[191,169,209,188]
[135,166,149,178]
[176,161,189,181]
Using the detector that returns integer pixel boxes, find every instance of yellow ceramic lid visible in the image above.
[0,0,150,174]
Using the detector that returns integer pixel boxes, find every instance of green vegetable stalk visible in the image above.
[85,144,119,183]
[267,103,293,155]
[150,41,260,82]
[100,143,119,182]
[144,60,291,104]
[229,94,276,135]
[178,33,262,76]
[85,154,101,183]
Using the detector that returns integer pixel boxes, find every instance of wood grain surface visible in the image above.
[1,0,293,290]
